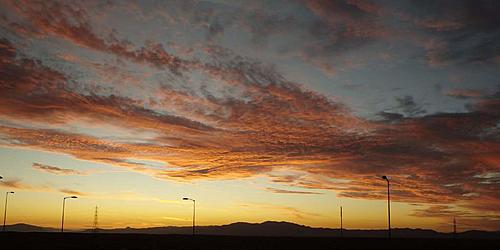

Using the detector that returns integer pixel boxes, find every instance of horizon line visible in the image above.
[4,221,497,233]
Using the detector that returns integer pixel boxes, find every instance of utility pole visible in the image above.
[93,206,98,233]
[453,217,456,238]
[382,176,391,238]
[340,206,343,238]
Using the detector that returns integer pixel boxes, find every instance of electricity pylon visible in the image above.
[93,206,98,233]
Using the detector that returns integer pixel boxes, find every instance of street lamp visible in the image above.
[61,196,77,232]
[3,191,14,232]
[182,197,196,236]
[381,175,391,238]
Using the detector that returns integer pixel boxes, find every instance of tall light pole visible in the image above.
[3,191,14,232]
[61,196,77,232]
[183,197,195,236]
[381,175,391,238]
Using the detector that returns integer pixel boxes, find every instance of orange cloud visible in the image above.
[4,0,189,75]
[0,177,88,197]
[0,5,499,227]
[445,89,483,99]
[0,178,34,190]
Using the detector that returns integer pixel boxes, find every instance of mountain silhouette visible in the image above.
[4,223,59,232]
[4,221,499,239]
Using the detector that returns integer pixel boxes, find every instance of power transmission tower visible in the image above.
[93,206,98,233]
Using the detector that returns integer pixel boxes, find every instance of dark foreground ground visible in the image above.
[1,232,499,250]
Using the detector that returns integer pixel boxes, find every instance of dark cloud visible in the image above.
[206,18,224,41]
[382,95,426,118]
[377,111,404,122]
[394,95,426,117]
[299,0,392,74]
[301,0,500,67]
[408,0,500,64]
[411,0,500,32]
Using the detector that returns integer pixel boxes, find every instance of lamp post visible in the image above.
[182,197,195,236]
[61,196,77,232]
[3,191,14,232]
[381,175,391,238]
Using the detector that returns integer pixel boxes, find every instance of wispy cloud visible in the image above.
[238,202,321,220]
[0,178,35,190]
[162,216,189,222]
[59,188,86,196]
[0,178,85,197]
[411,204,500,231]
[33,163,86,175]
[265,187,322,195]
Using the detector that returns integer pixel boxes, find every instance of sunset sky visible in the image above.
[0,0,499,232]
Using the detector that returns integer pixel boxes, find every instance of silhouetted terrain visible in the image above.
[1,232,499,250]
[3,223,59,232]
[4,221,500,239]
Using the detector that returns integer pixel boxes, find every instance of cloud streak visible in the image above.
[0,178,35,190]
[265,188,323,195]
[33,163,86,175]
[411,204,500,231]
[59,188,86,196]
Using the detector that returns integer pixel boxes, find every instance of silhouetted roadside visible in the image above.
[1,232,499,250]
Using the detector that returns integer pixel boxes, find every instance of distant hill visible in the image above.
[4,223,59,232]
[5,221,500,239]
[92,221,334,237]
